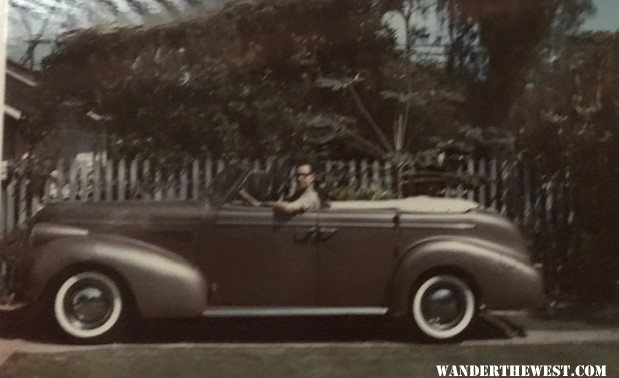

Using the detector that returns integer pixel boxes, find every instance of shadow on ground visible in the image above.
[0,309,520,344]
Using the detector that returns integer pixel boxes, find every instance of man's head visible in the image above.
[295,164,315,190]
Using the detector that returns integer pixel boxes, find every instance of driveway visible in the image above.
[1,312,619,377]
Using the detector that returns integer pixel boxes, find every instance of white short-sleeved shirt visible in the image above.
[289,187,321,211]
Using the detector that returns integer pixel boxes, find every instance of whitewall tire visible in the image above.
[411,274,476,341]
[53,271,124,342]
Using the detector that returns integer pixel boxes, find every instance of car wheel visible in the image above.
[410,274,476,341]
[52,271,126,343]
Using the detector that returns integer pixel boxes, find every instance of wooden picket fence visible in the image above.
[0,154,573,236]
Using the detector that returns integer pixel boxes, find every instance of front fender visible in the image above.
[389,238,545,317]
[24,233,208,319]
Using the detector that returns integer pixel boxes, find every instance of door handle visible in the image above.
[293,226,318,242]
[316,227,338,241]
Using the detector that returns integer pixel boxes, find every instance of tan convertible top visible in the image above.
[328,196,479,213]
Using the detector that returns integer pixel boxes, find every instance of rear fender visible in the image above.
[24,233,208,318]
[389,238,544,317]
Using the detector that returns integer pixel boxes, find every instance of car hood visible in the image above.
[31,200,209,228]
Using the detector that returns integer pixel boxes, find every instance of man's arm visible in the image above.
[264,200,303,214]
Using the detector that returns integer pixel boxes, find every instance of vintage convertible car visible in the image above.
[8,166,544,343]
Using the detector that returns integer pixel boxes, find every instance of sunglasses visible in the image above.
[295,172,313,179]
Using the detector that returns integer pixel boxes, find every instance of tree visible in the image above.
[511,31,619,298]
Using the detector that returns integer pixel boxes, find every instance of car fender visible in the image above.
[24,230,208,319]
[388,237,544,317]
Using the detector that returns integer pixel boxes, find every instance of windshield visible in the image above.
[207,166,291,207]
[206,165,247,207]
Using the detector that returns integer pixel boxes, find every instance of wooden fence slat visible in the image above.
[566,168,574,225]
[143,159,151,200]
[545,175,555,228]
[360,160,369,190]
[6,179,16,233]
[129,158,138,200]
[105,160,114,202]
[205,156,213,190]
[466,158,475,201]
[68,161,78,201]
[166,172,176,200]
[477,158,486,207]
[383,161,393,188]
[533,171,544,232]
[117,158,126,201]
[192,160,200,200]
[348,159,357,187]
[456,165,464,199]
[56,158,65,201]
[0,186,6,235]
[31,195,42,216]
[500,160,510,216]
[489,158,498,210]
[371,160,381,187]
[180,166,188,200]
[93,154,102,201]
[154,165,163,201]
[18,179,28,226]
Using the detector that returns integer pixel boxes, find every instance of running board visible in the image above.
[202,307,388,317]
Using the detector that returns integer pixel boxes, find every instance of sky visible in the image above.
[4,0,619,66]
[582,0,619,31]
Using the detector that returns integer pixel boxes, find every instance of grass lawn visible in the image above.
[1,342,618,378]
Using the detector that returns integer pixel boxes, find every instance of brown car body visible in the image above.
[12,170,544,325]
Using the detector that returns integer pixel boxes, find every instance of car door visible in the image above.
[315,208,400,307]
[197,205,318,306]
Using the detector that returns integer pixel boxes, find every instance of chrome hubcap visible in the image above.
[421,284,465,331]
[64,282,114,330]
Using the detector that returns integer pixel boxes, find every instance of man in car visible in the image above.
[240,163,321,213]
